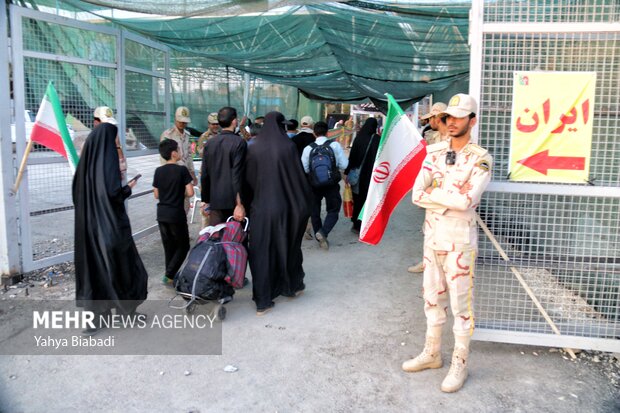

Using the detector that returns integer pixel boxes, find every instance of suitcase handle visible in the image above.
[227,216,249,232]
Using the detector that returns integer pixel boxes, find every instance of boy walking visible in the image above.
[301,121,348,250]
[153,139,195,286]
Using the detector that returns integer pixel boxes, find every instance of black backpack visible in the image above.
[174,240,234,300]
[308,141,341,187]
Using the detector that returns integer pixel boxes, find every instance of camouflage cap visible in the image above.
[207,112,218,124]
[93,106,117,125]
[175,106,191,123]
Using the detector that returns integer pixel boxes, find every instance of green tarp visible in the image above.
[23,1,472,104]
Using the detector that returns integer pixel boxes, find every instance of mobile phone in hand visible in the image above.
[128,174,142,184]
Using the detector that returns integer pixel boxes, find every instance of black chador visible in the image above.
[244,112,313,312]
[72,123,148,315]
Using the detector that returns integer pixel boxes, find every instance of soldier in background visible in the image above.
[197,112,220,157]
[93,106,126,181]
[422,102,449,145]
[160,106,197,186]
[408,101,449,274]
[402,94,492,393]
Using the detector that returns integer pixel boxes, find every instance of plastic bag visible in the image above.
[348,167,361,186]
[343,182,353,218]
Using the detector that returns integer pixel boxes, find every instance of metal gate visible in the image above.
[470,1,620,352]
[10,6,169,272]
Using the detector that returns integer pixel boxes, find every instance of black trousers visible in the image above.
[310,184,342,237]
[158,221,190,279]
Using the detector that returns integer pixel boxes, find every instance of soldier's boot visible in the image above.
[402,327,443,372]
[441,336,470,393]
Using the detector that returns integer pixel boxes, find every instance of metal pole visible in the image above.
[0,3,22,281]
[226,66,231,107]
[468,0,484,144]
[243,72,250,116]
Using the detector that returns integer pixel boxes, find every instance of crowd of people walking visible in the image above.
[73,104,384,320]
[72,94,489,393]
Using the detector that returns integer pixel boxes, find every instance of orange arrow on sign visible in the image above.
[517,150,585,175]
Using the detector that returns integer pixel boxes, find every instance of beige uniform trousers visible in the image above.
[423,247,475,337]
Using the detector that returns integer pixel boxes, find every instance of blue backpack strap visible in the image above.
[308,142,320,160]
[322,140,337,166]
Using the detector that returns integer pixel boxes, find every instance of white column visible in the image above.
[0,4,22,280]
[468,0,484,144]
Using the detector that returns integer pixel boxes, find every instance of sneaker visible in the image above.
[407,262,424,274]
[315,231,329,250]
[162,275,174,288]
[304,228,314,240]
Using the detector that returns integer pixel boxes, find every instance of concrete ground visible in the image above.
[1,190,619,412]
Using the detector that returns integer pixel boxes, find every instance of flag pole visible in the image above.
[12,139,34,194]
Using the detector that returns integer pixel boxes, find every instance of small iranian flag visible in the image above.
[359,94,427,245]
[30,81,79,172]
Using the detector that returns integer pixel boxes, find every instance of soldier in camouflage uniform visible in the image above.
[197,112,220,158]
[160,106,197,186]
[197,113,221,228]
[421,102,448,145]
[408,102,450,274]
[403,94,492,393]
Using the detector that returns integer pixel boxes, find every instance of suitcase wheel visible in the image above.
[186,302,196,314]
[217,305,227,321]
[210,304,226,321]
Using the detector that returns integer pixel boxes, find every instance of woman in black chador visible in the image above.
[244,111,313,315]
[72,123,148,321]
[344,117,380,232]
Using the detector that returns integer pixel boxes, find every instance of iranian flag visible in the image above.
[359,94,426,245]
[30,81,79,172]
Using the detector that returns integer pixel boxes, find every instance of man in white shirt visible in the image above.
[301,121,348,250]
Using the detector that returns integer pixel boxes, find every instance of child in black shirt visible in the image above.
[153,139,194,286]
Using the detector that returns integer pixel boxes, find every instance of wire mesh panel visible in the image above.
[474,1,620,351]
[125,37,167,151]
[477,193,620,338]
[15,11,119,268]
[11,6,170,271]
[169,53,302,132]
[484,0,620,23]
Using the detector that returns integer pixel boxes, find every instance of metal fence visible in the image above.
[7,5,319,274]
[471,1,620,352]
[10,6,169,272]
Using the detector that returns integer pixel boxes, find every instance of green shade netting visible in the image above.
[23,0,471,104]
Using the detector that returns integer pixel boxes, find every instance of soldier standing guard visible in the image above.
[402,94,492,393]
[160,106,198,186]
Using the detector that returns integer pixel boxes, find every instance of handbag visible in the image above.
[347,134,375,187]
